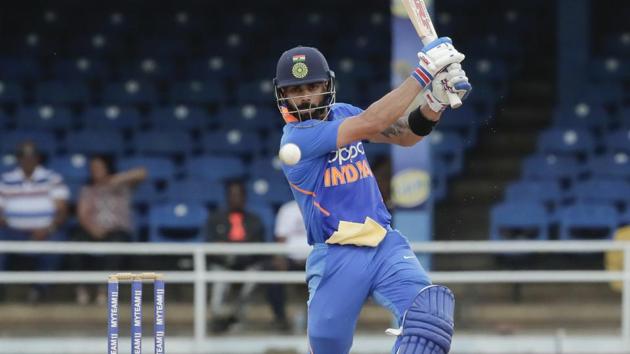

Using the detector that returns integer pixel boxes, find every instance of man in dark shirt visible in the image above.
[206,179,265,333]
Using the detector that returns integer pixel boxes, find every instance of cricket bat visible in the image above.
[400,0,462,108]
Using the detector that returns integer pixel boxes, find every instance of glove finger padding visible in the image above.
[432,52,465,72]
[424,67,472,112]
[416,37,466,78]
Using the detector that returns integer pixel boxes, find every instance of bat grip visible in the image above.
[446,64,462,109]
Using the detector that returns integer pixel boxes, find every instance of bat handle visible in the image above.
[447,92,462,109]
[445,64,462,109]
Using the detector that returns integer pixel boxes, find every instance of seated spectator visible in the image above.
[206,179,265,333]
[72,155,146,305]
[0,141,69,303]
[266,200,309,332]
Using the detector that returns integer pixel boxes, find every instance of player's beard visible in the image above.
[294,101,327,120]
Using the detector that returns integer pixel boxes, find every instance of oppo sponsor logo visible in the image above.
[328,142,365,165]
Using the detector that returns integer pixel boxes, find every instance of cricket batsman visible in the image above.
[273,37,471,354]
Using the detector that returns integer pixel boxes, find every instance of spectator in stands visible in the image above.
[206,179,266,333]
[73,155,146,305]
[0,141,69,303]
[266,200,309,332]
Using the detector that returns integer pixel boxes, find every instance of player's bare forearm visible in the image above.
[336,77,423,147]
[369,104,442,146]
[363,77,424,132]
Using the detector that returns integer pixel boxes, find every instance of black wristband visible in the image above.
[407,107,438,136]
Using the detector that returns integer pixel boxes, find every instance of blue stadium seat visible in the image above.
[0,155,16,173]
[466,81,498,114]
[438,105,479,147]
[365,81,390,103]
[576,81,624,106]
[589,57,629,84]
[334,35,381,58]
[236,81,275,105]
[15,105,75,131]
[247,176,292,206]
[81,105,142,131]
[505,180,563,208]
[247,202,276,242]
[117,157,176,184]
[537,128,595,159]
[168,81,227,105]
[552,103,610,132]
[572,179,630,209]
[135,39,187,59]
[48,154,90,184]
[559,204,618,240]
[265,131,283,157]
[588,153,630,179]
[0,111,14,129]
[68,33,124,58]
[165,178,225,208]
[149,105,206,131]
[248,156,285,180]
[148,202,208,242]
[0,130,58,156]
[430,131,465,176]
[65,130,126,156]
[0,57,41,81]
[522,154,582,184]
[0,81,24,105]
[102,80,158,105]
[469,58,508,83]
[364,142,390,164]
[200,130,261,158]
[35,81,90,105]
[185,156,245,181]
[490,202,549,241]
[130,181,168,209]
[604,34,630,57]
[64,179,84,205]
[217,105,274,132]
[51,57,108,81]
[335,80,360,104]
[334,58,374,81]
[118,57,176,81]
[11,32,59,57]
[185,57,239,81]
[202,35,248,63]
[619,107,630,127]
[134,131,194,157]
[605,128,630,154]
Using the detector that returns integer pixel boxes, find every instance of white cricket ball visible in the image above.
[279,143,301,165]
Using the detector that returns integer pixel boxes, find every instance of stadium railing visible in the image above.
[0,240,628,354]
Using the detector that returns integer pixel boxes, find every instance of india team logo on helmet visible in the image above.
[274,46,336,123]
[291,55,309,79]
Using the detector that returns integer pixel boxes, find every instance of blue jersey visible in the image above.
[280,103,392,246]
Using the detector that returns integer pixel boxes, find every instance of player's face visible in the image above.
[282,82,328,113]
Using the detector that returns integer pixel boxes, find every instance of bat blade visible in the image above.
[400,0,463,109]
[401,0,437,44]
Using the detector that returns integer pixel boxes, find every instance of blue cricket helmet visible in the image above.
[273,46,336,122]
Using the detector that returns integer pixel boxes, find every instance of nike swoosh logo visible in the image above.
[403,256,415,259]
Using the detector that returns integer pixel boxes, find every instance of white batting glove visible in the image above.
[411,37,465,89]
[423,63,472,112]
